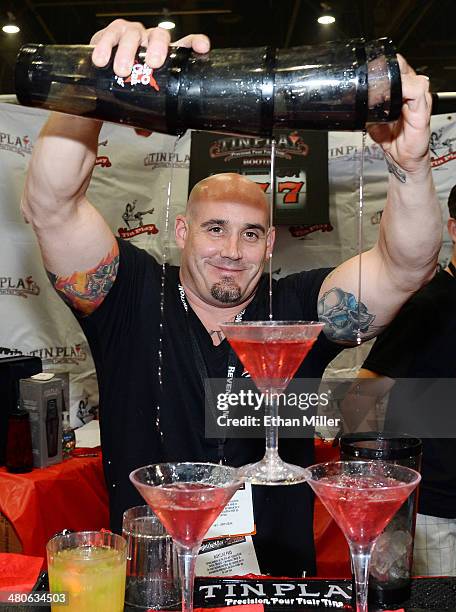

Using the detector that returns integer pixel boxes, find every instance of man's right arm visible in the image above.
[22,112,118,315]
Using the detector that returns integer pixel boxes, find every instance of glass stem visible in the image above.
[265,394,279,458]
[349,542,372,612]
[176,543,198,612]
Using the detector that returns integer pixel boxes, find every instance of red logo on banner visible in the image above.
[118,224,159,239]
[431,152,456,167]
[289,224,333,238]
[118,200,159,239]
[429,127,456,167]
[95,155,112,168]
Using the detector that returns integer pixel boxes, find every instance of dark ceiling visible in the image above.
[1,0,455,95]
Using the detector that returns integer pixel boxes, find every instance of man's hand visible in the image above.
[368,55,432,175]
[90,19,210,77]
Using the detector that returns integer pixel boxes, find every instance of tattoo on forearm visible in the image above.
[317,287,376,343]
[384,151,406,183]
[46,243,119,315]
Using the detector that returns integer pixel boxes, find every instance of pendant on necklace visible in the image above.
[209,329,224,343]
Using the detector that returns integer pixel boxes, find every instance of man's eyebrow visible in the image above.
[199,220,266,234]
[200,219,227,228]
[244,223,266,234]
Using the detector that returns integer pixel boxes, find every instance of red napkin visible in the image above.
[0,553,44,592]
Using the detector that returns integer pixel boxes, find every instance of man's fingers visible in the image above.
[113,27,144,76]
[144,27,171,68]
[173,33,210,53]
[401,73,431,114]
[91,27,121,67]
[90,20,211,74]
[91,19,146,72]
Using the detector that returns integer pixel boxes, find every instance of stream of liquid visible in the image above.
[156,135,181,438]
[356,131,367,345]
[269,138,276,320]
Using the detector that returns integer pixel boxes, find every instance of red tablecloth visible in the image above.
[313,439,350,577]
[0,452,109,558]
[0,442,349,577]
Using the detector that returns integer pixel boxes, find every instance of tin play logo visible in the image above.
[0,276,40,298]
[0,133,33,157]
[118,199,159,239]
[28,344,88,366]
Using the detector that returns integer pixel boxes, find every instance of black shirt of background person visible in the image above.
[363,270,456,519]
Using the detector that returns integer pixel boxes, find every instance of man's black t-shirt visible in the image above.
[77,238,342,575]
[363,270,456,518]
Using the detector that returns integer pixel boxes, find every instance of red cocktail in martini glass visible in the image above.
[305,460,421,612]
[220,320,324,485]
[130,462,242,612]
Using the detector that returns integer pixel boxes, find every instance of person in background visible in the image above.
[21,19,441,576]
[355,186,456,576]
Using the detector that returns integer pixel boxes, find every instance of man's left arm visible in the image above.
[318,56,442,345]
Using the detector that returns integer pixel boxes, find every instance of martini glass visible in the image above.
[305,461,421,612]
[220,320,324,485]
[130,462,242,612]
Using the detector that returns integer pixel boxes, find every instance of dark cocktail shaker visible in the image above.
[5,409,34,473]
[15,38,401,136]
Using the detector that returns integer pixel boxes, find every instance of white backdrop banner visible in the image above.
[0,98,454,424]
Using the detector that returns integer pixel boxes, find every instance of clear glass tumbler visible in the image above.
[122,505,180,611]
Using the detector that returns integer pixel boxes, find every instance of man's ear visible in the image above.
[266,225,276,259]
[448,217,456,243]
[175,215,188,249]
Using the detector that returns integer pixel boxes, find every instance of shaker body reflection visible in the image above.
[15,38,401,136]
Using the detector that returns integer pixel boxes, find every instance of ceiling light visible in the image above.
[2,24,20,34]
[318,15,335,25]
[158,20,175,30]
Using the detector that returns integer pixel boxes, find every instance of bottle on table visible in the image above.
[61,411,76,459]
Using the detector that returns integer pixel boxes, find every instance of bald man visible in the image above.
[22,20,441,576]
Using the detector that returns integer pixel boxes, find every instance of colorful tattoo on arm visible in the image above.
[317,287,379,344]
[46,242,119,315]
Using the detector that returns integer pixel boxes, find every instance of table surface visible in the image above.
[0,441,350,576]
[27,573,456,611]
[0,453,109,557]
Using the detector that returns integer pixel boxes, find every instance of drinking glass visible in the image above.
[130,462,242,612]
[47,530,126,612]
[122,505,180,610]
[340,433,422,606]
[305,460,421,612]
[220,320,324,484]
